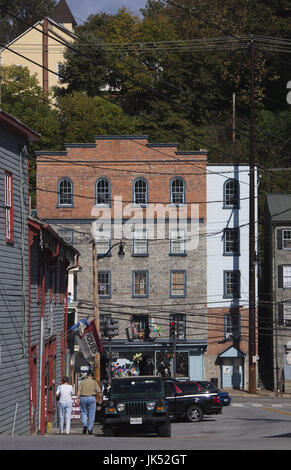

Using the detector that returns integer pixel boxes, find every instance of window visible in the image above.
[224,271,240,298]
[131,315,150,341]
[224,228,239,255]
[96,230,111,256]
[73,273,78,301]
[58,229,74,245]
[224,179,239,208]
[132,229,148,256]
[170,270,186,297]
[57,62,62,81]
[171,178,185,204]
[224,314,240,340]
[4,171,14,243]
[278,302,291,326]
[95,178,110,205]
[170,229,186,255]
[133,271,148,297]
[58,178,73,206]
[133,178,148,205]
[283,230,291,249]
[98,271,111,298]
[283,266,291,288]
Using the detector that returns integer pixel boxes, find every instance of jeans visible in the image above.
[59,401,72,433]
[80,396,96,431]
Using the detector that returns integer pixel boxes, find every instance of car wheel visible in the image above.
[157,422,171,437]
[185,405,204,423]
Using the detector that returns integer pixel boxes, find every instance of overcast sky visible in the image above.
[67,0,148,24]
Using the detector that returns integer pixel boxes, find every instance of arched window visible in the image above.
[58,177,73,206]
[133,178,148,205]
[224,179,239,208]
[171,177,185,204]
[95,178,110,205]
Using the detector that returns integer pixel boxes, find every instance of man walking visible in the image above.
[77,372,102,435]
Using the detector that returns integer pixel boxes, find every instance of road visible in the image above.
[1,396,291,457]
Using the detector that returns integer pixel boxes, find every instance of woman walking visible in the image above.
[56,376,74,434]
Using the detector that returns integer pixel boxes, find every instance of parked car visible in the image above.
[162,378,222,422]
[197,381,231,406]
[102,376,171,437]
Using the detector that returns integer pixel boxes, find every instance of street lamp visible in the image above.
[97,240,125,259]
[92,239,125,385]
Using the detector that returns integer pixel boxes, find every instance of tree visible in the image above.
[0,65,62,205]
[0,0,56,44]
[57,91,142,143]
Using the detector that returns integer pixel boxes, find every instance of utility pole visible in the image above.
[249,38,257,394]
[42,17,48,95]
[232,92,236,143]
[92,238,101,386]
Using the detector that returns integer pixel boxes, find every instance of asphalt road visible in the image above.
[1,396,291,458]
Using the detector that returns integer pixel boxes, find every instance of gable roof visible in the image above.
[0,109,40,142]
[266,194,291,223]
[50,0,77,26]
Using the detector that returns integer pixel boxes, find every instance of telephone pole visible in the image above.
[92,238,101,386]
[249,38,257,394]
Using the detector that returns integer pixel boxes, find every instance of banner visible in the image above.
[71,319,104,358]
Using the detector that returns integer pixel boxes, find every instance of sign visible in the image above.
[71,395,80,420]
[75,320,104,359]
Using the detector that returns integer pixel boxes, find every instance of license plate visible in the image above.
[224,399,228,402]
[130,418,142,424]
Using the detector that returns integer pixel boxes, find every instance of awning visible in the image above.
[218,345,246,359]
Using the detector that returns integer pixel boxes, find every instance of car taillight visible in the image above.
[213,396,220,404]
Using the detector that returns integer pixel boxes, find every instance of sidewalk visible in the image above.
[229,388,291,398]
[50,420,103,436]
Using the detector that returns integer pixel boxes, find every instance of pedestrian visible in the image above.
[77,371,102,435]
[56,376,74,435]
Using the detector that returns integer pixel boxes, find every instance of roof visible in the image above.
[28,216,80,257]
[0,109,40,142]
[266,194,291,223]
[50,0,77,26]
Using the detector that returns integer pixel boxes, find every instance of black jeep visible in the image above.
[102,376,171,437]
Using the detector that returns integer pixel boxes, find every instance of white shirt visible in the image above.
[57,384,74,402]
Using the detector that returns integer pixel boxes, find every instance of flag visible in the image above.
[73,319,104,358]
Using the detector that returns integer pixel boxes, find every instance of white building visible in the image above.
[206,165,258,389]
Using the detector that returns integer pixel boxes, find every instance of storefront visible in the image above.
[103,339,207,381]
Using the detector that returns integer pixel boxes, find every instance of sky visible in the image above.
[67,0,148,24]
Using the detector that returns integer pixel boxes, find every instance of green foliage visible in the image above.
[0,65,62,205]
[0,0,56,43]
[57,91,142,142]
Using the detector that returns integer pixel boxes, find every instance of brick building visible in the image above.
[36,136,209,381]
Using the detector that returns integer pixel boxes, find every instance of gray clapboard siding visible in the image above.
[0,128,30,435]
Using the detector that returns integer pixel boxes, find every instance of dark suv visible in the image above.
[163,378,222,422]
[102,376,171,437]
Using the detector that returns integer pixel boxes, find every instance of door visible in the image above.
[30,346,37,434]
[189,351,203,380]
[222,360,233,388]
[221,358,244,389]
[44,338,57,431]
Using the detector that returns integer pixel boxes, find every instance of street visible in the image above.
[1,395,291,454]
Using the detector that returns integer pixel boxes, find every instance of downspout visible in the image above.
[38,235,46,435]
[19,145,27,357]
[28,227,34,434]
